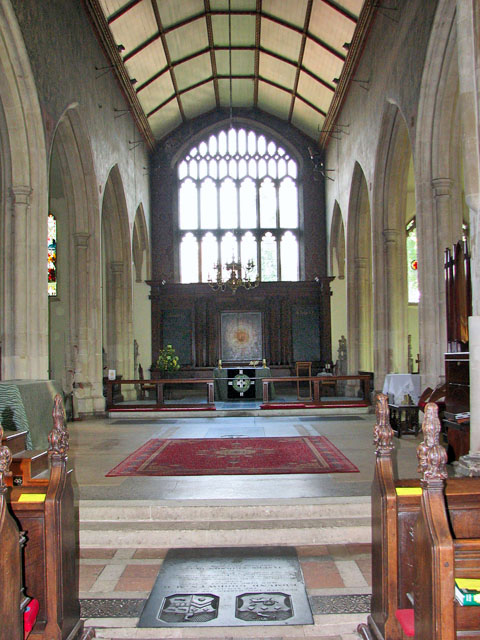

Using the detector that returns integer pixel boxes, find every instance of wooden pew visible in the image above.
[0,424,24,640]
[6,395,95,640]
[357,393,421,640]
[414,403,480,640]
[357,397,480,640]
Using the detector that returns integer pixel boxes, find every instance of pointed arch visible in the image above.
[329,201,347,365]
[0,1,48,379]
[48,106,103,416]
[372,103,413,380]
[330,201,345,280]
[132,203,150,283]
[346,162,373,374]
[101,165,134,381]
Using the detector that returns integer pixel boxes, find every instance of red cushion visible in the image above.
[395,608,415,637]
[24,598,39,639]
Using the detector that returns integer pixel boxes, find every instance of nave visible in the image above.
[69,411,421,638]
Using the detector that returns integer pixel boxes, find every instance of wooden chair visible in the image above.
[138,363,156,401]
[0,424,25,640]
[295,361,312,400]
[5,395,95,640]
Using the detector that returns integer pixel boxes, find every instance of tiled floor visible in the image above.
[79,544,372,639]
[68,409,424,638]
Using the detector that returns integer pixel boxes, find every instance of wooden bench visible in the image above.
[358,397,480,639]
[0,424,25,639]
[2,395,95,640]
[414,403,480,639]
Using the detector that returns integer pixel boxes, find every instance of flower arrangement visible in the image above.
[155,344,180,374]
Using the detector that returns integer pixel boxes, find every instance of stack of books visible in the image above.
[455,578,480,605]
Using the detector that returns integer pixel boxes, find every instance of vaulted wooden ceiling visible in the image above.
[85,0,375,149]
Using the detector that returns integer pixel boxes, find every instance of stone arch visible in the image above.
[48,105,104,416]
[132,203,150,283]
[330,201,345,280]
[132,203,151,376]
[0,1,48,379]
[101,165,134,381]
[329,202,347,361]
[372,102,412,380]
[346,162,373,374]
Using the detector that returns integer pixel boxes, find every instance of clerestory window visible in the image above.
[177,128,301,283]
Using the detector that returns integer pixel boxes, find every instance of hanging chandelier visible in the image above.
[208,258,260,294]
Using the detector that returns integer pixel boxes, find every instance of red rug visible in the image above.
[105,436,359,477]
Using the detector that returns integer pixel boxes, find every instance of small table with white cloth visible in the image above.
[382,373,421,405]
[382,373,422,437]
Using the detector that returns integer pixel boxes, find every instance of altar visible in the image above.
[213,367,274,401]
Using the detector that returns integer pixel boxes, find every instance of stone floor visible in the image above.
[68,408,424,638]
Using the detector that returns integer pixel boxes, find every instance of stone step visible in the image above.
[79,499,371,548]
[85,614,366,638]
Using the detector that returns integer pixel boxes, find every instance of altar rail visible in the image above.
[105,378,214,409]
[261,374,372,406]
[105,373,371,409]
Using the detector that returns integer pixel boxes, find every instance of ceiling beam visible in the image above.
[253,0,262,108]
[107,0,143,24]
[146,74,327,119]
[135,44,336,95]
[149,0,186,123]
[204,0,220,107]
[288,0,313,123]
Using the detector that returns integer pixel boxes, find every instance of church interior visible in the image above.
[1,0,479,638]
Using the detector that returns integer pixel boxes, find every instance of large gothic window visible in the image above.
[177,128,300,283]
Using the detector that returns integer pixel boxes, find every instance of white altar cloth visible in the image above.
[382,373,421,405]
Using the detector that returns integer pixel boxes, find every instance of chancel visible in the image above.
[0,0,479,637]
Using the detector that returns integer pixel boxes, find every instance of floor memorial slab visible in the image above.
[138,546,313,628]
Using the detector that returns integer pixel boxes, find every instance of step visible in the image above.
[79,499,371,548]
[1,429,29,455]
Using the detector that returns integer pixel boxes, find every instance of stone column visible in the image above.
[10,185,32,379]
[383,228,407,373]
[355,257,370,371]
[456,0,480,463]
[110,261,125,375]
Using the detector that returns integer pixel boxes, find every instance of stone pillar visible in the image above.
[355,257,371,371]
[383,228,407,373]
[10,185,32,379]
[456,0,480,309]
[110,261,125,375]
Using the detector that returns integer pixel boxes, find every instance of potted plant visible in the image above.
[155,344,180,378]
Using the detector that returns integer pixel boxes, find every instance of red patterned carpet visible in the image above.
[105,436,359,477]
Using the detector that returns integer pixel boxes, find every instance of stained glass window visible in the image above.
[48,213,57,296]
[177,128,300,283]
[406,218,419,303]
